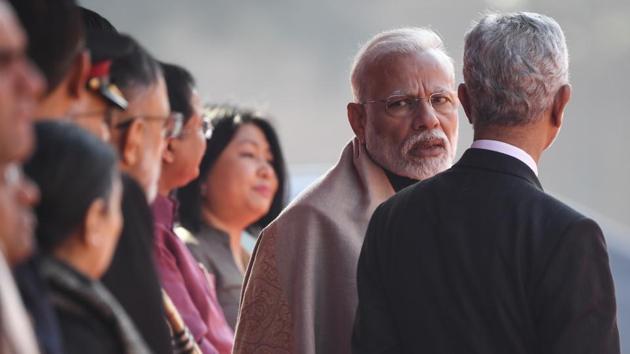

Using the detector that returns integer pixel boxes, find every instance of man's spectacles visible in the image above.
[362,92,458,117]
[114,112,184,139]
[173,113,213,140]
[200,112,213,139]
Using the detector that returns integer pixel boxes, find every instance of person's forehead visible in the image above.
[190,90,203,114]
[367,50,454,93]
[233,124,271,149]
[183,110,201,128]
[0,5,25,50]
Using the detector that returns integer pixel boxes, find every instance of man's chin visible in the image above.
[400,155,452,180]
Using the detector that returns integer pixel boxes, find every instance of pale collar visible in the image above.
[471,139,538,176]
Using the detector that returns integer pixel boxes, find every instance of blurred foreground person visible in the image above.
[1,1,66,353]
[75,6,128,142]
[100,33,177,354]
[234,27,459,354]
[0,0,43,164]
[178,105,287,329]
[353,12,619,354]
[25,121,150,354]
[70,29,129,141]
[153,63,232,354]
[0,164,40,354]
[11,0,127,141]
[78,9,174,353]
[9,0,89,121]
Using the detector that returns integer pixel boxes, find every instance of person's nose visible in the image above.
[18,176,39,208]
[411,99,439,131]
[257,160,275,180]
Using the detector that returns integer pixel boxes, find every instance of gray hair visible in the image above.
[463,12,569,127]
[350,27,453,102]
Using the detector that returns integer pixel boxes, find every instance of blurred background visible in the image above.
[80,0,630,349]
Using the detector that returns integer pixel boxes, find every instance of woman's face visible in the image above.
[203,123,278,227]
[91,174,123,278]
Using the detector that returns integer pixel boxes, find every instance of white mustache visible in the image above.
[402,129,449,155]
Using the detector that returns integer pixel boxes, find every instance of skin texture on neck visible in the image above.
[459,83,571,164]
[34,81,74,119]
[473,122,549,164]
[157,180,170,197]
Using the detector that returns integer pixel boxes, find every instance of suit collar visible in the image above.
[454,148,543,191]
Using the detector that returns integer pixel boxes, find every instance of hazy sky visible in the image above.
[80,0,630,228]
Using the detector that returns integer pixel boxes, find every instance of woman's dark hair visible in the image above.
[80,7,117,32]
[177,105,288,233]
[9,0,85,93]
[110,35,162,97]
[161,62,196,124]
[24,121,118,252]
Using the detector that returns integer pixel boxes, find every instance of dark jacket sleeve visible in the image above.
[56,309,123,354]
[352,203,401,354]
[534,217,619,354]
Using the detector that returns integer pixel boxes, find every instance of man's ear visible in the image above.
[458,83,473,125]
[347,102,367,144]
[551,84,571,128]
[83,198,106,247]
[162,138,176,164]
[120,119,144,167]
[67,50,91,99]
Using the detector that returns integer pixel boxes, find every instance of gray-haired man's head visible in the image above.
[462,12,569,129]
[347,28,459,180]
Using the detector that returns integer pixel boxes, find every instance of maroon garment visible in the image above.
[152,195,234,354]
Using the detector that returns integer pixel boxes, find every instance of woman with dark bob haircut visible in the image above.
[177,104,287,328]
[24,121,150,354]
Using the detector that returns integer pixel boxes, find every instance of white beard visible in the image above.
[366,128,455,180]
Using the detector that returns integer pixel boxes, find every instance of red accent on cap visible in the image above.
[89,60,112,78]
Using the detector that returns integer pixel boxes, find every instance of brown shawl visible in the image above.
[234,138,394,354]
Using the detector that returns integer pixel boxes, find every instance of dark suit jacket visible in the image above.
[353,148,619,354]
[101,174,173,354]
[14,256,65,354]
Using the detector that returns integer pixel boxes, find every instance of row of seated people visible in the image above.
[0,0,287,353]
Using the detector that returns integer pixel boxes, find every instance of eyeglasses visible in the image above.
[114,112,184,139]
[175,113,213,140]
[200,113,213,139]
[362,92,458,117]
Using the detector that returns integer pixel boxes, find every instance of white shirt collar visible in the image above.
[470,139,538,176]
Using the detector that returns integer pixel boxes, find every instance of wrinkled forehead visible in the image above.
[363,50,455,98]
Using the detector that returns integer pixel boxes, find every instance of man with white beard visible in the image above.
[234,27,459,354]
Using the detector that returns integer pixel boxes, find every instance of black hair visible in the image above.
[9,0,85,93]
[109,35,162,98]
[177,105,288,233]
[161,62,196,125]
[24,121,118,252]
[80,7,117,32]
